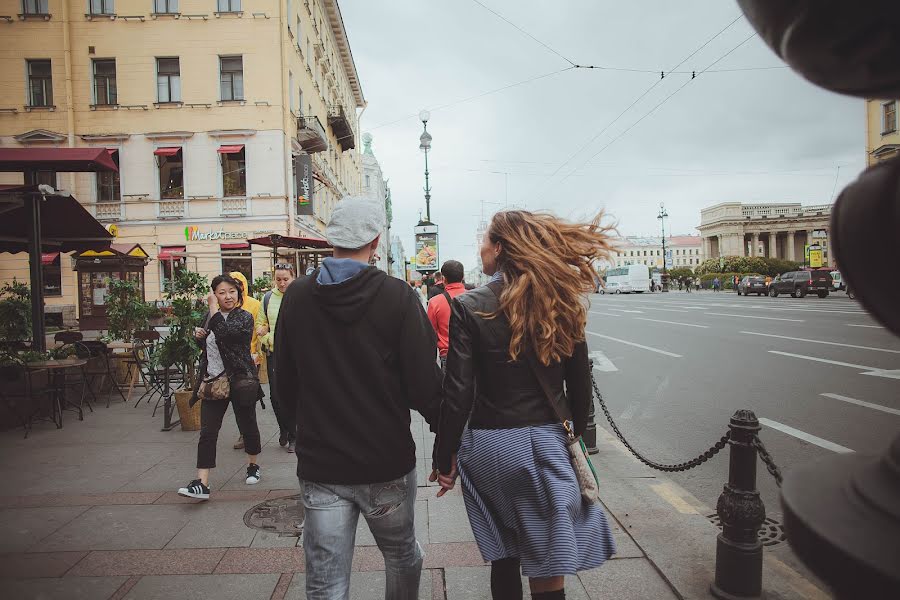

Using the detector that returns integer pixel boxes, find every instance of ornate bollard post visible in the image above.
[584,361,599,454]
[711,410,765,599]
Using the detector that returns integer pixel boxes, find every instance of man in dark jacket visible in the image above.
[275,195,442,599]
[426,271,445,300]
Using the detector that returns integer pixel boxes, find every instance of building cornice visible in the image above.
[144,131,195,141]
[208,129,257,139]
[81,133,132,142]
[324,0,365,107]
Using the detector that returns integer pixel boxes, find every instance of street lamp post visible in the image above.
[657,202,670,292]
[418,110,433,223]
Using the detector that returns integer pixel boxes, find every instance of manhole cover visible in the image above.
[707,514,786,547]
[244,494,305,537]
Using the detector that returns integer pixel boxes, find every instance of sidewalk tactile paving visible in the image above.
[66,548,226,577]
[0,550,87,579]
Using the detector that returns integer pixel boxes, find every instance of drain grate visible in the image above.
[707,514,787,547]
[244,494,305,538]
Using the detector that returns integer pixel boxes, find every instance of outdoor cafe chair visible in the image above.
[0,361,52,438]
[56,344,92,421]
[75,341,127,408]
[54,331,83,346]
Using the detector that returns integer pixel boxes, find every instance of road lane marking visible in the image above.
[586,331,682,358]
[767,350,883,372]
[707,312,804,322]
[741,331,900,354]
[847,324,884,329]
[636,317,708,328]
[758,418,854,454]
[619,404,640,419]
[862,369,900,380]
[650,482,699,515]
[588,310,620,317]
[608,308,644,314]
[589,350,619,372]
[820,393,900,417]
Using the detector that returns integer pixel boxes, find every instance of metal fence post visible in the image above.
[711,409,765,599]
[584,360,598,453]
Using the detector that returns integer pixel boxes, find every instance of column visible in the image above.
[769,232,778,259]
[786,231,796,261]
[751,233,759,257]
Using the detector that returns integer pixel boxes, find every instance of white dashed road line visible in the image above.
[820,393,900,417]
[758,418,854,454]
[707,312,805,322]
[589,350,619,372]
[767,351,896,379]
[635,318,708,328]
[586,331,682,358]
[847,324,884,329]
[741,331,900,354]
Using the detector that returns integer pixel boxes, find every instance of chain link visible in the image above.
[752,436,784,487]
[590,370,730,473]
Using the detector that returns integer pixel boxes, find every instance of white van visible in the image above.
[603,264,651,294]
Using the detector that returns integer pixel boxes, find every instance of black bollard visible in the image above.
[711,410,765,600]
[584,360,599,454]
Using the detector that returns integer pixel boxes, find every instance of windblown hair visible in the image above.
[486,210,615,366]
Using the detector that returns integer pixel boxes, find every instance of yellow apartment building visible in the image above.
[866,97,899,165]
[0,0,365,329]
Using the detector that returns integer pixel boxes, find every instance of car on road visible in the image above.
[768,270,832,298]
[830,270,844,291]
[737,275,767,296]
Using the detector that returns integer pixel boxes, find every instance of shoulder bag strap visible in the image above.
[263,291,272,320]
[441,290,452,308]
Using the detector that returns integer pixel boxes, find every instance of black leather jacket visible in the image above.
[434,284,592,474]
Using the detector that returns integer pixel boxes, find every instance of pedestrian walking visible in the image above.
[713,276,720,292]
[275,195,443,599]
[427,271,446,300]
[427,260,468,371]
[228,271,261,451]
[414,280,428,307]
[433,210,616,600]
[257,263,296,453]
[177,274,264,501]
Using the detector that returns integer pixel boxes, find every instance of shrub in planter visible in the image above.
[106,279,155,342]
[0,279,32,343]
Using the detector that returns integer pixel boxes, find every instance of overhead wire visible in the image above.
[470,0,577,66]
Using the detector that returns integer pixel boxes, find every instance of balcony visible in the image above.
[95,201,122,221]
[297,115,328,154]
[158,199,186,219]
[328,104,355,151]
[222,197,247,216]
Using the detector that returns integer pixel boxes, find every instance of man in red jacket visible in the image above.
[427,260,468,370]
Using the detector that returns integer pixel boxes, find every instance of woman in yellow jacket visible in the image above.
[229,271,261,450]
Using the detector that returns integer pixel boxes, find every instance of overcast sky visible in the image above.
[341,0,865,271]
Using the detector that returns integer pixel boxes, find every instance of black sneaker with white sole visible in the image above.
[177,479,210,500]
[246,463,261,485]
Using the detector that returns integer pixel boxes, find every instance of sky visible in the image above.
[340,0,865,271]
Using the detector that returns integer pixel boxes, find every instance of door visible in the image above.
[78,269,121,330]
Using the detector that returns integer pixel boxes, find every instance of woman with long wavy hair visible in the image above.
[432,210,617,599]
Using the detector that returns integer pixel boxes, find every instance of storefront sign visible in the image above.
[296,153,314,216]
[414,224,439,272]
[185,226,249,242]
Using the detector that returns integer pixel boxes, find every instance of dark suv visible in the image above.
[737,276,767,296]
[768,270,832,298]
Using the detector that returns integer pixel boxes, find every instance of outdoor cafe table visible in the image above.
[25,358,88,429]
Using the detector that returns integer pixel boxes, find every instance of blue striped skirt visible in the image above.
[457,423,616,578]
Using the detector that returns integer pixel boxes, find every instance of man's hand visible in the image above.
[434,454,458,498]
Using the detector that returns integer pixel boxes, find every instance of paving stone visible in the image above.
[427,496,476,543]
[285,571,431,599]
[578,557,678,599]
[250,530,302,548]
[67,548,226,577]
[8,462,155,496]
[611,532,644,559]
[0,506,90,552]
[444,566,591,599]
[0,551,87,579]
[117,460,241,493]
[37,505,191,552]
[165,500,259,549]
[0,492,164,509]
[123,573,280,600]
[2,575,127,600]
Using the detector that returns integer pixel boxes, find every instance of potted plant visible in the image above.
[0,279,32,345]
[156,269,208,431]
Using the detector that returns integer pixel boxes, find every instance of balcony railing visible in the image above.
[297,114,328,153]
[95,201,122,221]
[327,104,355,151]
[158,199,186,219]
[222,197,247,216]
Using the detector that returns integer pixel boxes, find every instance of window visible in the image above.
[365,174,370,189]
[156,147,184,199]
[298,89,303,115]
[159,248,186,293]
[42,253,62,297]
[153,0,178,12]
[219,56,243,101]
[89,0,115,15]
[220,146,246,196]
[289,72,294,111]
[93,59,117,105]
[22,0,48,14]
[97,149,120,203]
[883,101,897,134]
[27,60,53,107]
[297,16,302,45]
[155,57,181,103]
[217,0,241,12]
[221,246,252,283]
[26,170,56,188]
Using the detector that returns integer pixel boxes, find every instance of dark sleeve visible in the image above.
[398,286,443,429]
[565,341,591,438]
[274,283,298,429]
[435,298,478,474]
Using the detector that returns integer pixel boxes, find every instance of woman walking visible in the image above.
[433,210,616,599]
[178,274,263,501]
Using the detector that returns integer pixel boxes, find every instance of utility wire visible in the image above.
[471,0,577,66]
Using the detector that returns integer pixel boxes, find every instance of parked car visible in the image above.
[737,275,767,296]
[768,270,832,298]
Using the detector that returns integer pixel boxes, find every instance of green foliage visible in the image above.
[666,268,695,283]
[157,269,208,390]
[0,279,32,342]
[695,256,801,278]
[105,279,155,342]
[252,274,272,300]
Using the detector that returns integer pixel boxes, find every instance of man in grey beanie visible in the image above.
[275,195,442,599]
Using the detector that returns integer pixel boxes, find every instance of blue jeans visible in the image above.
[299,468,424,600]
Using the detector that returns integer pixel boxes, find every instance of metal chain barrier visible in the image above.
[590,371,730,473]
[752,436,784,487]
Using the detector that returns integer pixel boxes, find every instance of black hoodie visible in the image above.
[274,264,443,485]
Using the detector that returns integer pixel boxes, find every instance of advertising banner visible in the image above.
[295,153,314,216]
[808,244,824,268]
[414,224,439,272]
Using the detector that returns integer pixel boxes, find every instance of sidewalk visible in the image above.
[0,385,829,599]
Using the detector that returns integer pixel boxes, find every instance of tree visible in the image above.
[0,279,32,342]
[106,279,155,342]
[157,269,209,390]
[695,256,801,277]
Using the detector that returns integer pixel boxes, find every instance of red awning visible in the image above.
[221,242,250,250]
[217,144,245,154]
[41,252,60,265]
[153,147,181,157]
[158,246,185,260]
[0,147,118,173]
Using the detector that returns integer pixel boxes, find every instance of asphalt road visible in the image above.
[585,289,899,584]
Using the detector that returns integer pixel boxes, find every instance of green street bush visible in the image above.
[695,256,801,278]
